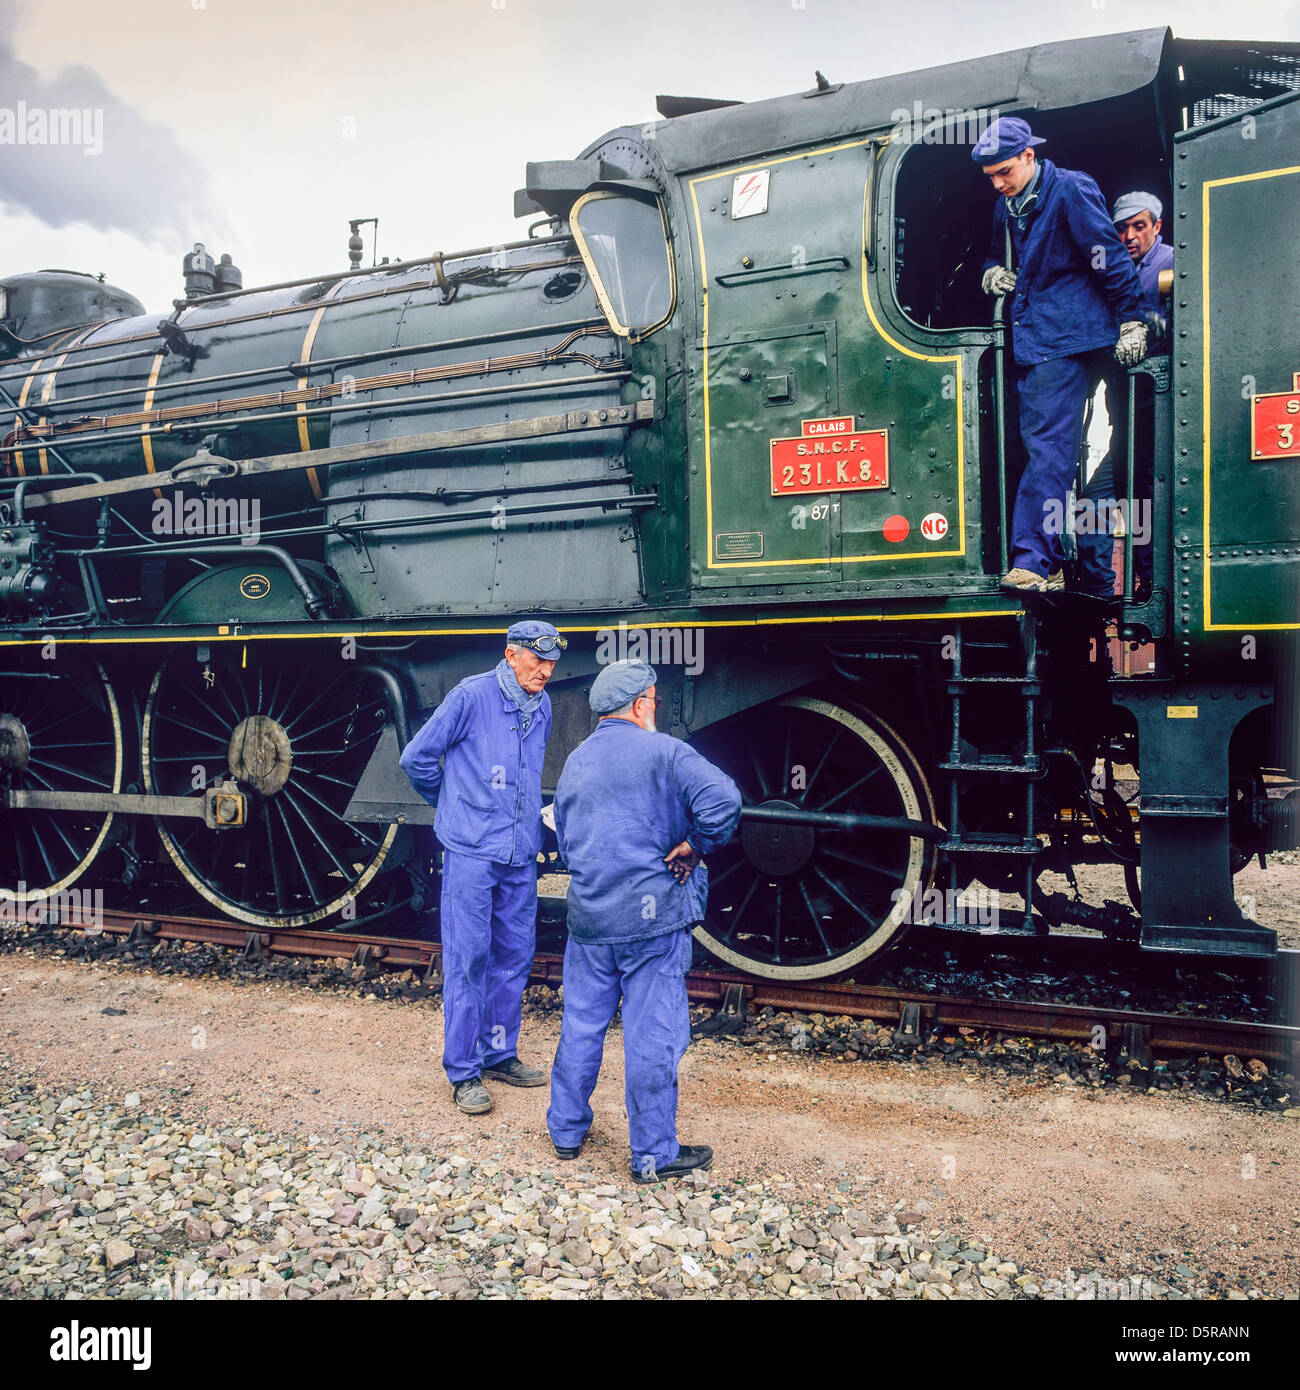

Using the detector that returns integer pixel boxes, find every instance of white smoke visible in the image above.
[0,0,228,245]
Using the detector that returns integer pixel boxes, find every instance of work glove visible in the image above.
[1114,320,1149,368]
[981,266,1018,297]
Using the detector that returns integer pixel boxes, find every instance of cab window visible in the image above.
[571,192,675,340]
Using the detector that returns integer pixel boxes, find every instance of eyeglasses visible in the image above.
[635,692,662,708]
[516,635,569,655]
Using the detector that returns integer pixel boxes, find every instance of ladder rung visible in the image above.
[928,919,1041,937]
[940,758,1043,776]
[941,838,1041,857]
[948,677,1040,690]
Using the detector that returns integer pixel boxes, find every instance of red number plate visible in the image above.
[1251,375,1300,460]
[770,429,889,495]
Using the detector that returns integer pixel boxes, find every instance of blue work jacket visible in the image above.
[399,671,551,866]
[554,718,742,944]
[1132,238,1174,316]
[982,160,1143,367]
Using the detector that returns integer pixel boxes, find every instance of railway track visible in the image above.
[14,906,1299,1072]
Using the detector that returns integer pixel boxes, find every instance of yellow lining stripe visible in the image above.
[298,282,348,501]
[140,352,165,498]
[36,345,76,475]
[0,607,1020,648]
[688,137,966,569]
[1202,162,1300,631]
[13,353,51,476]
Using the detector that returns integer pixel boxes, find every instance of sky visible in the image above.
[1,0,1298,311]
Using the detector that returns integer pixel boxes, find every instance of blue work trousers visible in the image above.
[439,849,537,1084]
[1010,354,1094,576]
[547,928,693,1175]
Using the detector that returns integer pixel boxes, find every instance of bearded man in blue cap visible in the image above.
[547,659,742,1183]
[400,619,568,1114]
[973,117,1147,593]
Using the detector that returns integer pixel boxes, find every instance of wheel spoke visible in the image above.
[798,727,840,804]
[747,740,773,799]
[274,799,324,904]
[811,864,875,922]
[818,843,903,880]
[816,765,885,813]
[263,805,286,916]
[724,873,763,939]
[292,702,386,747]
[156,709,230,744]
[281,787,356,881]
[797,876,833,957]
[26,756,111,789]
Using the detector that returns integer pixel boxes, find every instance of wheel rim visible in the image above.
[0,655,122,902]
[142,645,398,926]
[690,695,937,979]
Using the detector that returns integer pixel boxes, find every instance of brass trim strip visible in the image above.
[298,281,349,500]
[13,352,51,476]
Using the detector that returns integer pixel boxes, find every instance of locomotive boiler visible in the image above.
[2,27,1298,978]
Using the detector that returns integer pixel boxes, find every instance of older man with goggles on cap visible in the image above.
[973,117,1147,594]
[546,659,742,1183]
[400,619,568,1114]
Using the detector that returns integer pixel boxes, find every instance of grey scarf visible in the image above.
[496,658,543,732]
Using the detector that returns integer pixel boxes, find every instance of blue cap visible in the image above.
[506,619,566,658]
[1112,191,1162,224]
[589,659,657,715]
[971,117,1045,165]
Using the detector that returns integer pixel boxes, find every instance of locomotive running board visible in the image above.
[16,401,655,512]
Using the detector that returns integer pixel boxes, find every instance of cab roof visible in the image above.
[585,28,1300,175]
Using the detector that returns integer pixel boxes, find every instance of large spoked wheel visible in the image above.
[689,695,938,980]
[142,645,399,927]
[0,655,124,902]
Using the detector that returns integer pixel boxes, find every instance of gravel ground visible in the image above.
[2,942,1297,1300]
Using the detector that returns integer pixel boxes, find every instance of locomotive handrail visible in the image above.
[863,138,882,272]
[992,222,1013,575]
[80,493,658,558]
[1123,368,1137,605]
[18,401,656,513]
[4,328,622,456]
[175,234,578,307]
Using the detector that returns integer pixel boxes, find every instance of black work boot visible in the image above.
[452,1078,492,1114]
[481,1057,546,1087]
[631,1144,713,1184]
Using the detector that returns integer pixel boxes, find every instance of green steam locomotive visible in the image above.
[2,27,1297,978]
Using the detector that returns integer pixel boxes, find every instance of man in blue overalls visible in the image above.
[1076,190,1175,599]
[399,620,567,1114]
[974,118,1148,593]
[547,660,742,1183]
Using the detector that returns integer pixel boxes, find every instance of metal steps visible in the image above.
[937,614,1045,937]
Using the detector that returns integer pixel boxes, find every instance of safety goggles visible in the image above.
[516,634,569,656]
